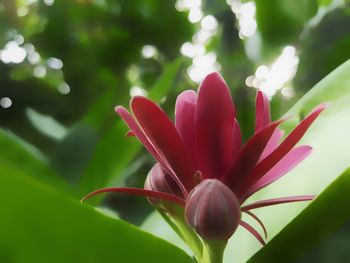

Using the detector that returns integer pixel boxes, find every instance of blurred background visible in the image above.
[0,0,350,260]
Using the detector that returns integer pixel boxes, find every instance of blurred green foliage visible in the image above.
[1,0,350,262]
[250,167,350,263]
[0,162,193,263]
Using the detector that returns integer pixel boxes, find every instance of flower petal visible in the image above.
[232,119,242,162]
[175,90,197,167]
[240,220,266,245]
[243,210,268,239]
[243,103,327,192]
[245,146,313,199]
[224,119,285,197]
[131,96,196,191]
[145,162,185,199]
[258,128,284,162]
[81,187,186,207]
[196,72,236,179]
[255,91,271,132]
[115,106,164,164]
[241,195,315,211]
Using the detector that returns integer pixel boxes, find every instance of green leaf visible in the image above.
[79,121,140,195]
[0,128,73,195]
[255,0,318,46]
[0,163,194,263]
[318,0,332,6]
[148,58,183,101]
[248,167,350,262]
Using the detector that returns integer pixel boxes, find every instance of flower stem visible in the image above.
[200,240,227,263]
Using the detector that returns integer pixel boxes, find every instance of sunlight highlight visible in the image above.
[176,0,203,23]
[246,46,299,98]
[227,0,257,39]
[176,1,220,83]
[48,57,63,69]
[130,86,148,97]
[180,42,205,58]
[33,65,47,78]
[188,53,221,83]
[141,45,157,59]
[0,97,12,108]
[58,83,70,95]
[0,41,27,64]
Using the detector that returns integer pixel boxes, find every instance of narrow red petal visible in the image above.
[241,195,315,211]
[224,119,285,196]
[240,220,266,245]
[81,187,186,207]
[131,97,196,191]
[115,106,163,163]
[245,104,327,190]
[258,128,284,162]
[175,90,197,167]
[232,119,242,163]
[245,146,313,199]
[196,72,236,179]
[243,210,268,239]
[255,91,271,132]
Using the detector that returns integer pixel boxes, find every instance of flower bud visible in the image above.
[185,179,241,241]
[144,163,185,205]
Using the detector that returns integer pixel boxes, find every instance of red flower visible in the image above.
[82,72,326,245]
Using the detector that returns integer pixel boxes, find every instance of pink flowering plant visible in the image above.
[83,72,326,263]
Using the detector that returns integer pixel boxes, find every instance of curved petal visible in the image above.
[115,106,164,165]
[243,103,327,192]
[131,96,196,192]
[175,90,197,167]
[255,91,271,132]
[258,128,284,162]
[241,195,315,211]
[81,187,186,207]
[196,72,236,179]
[245,146,313,199]
[240,220,266,245]
[232,119,242,162]
[145,163,185,199]
[224,119,285,197]
[243,210,268,239]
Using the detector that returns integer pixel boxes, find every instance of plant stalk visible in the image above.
[200,240,227,263]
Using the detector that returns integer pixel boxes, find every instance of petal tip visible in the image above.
[130,96,155,110]
[201,72,225,84]
[115,105,124,113]
[317,102,331,111]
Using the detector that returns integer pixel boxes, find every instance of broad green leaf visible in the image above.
[318,0,332,6]
[148,58,183,101]
[0,163,194,263]
[0,128,72,195]
[79,121,139,195]
[248,167,350,262]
